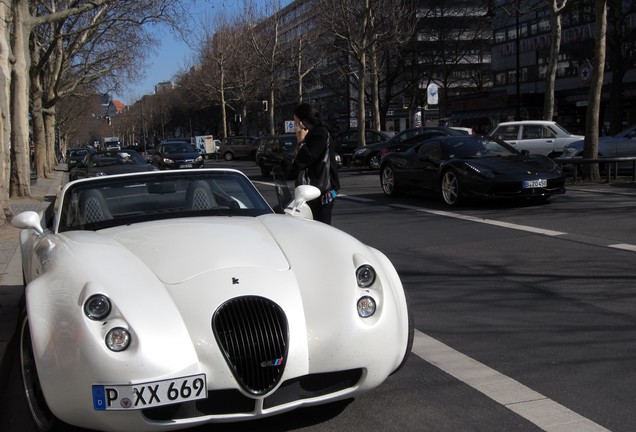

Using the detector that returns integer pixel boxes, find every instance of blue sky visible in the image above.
[119,0,292,104]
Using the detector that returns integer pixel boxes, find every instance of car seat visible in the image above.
[185,181,217,210]
[79,189,113,225]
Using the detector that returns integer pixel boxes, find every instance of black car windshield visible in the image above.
[90,151,146,167]
[57,170,272,232]
[164,142,194,153]
[443,137,517,159]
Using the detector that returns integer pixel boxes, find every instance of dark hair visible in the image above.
[293,103,321,128]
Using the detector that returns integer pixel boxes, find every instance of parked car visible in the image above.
[561,123,636,158]
[152,140,204,169]
[255,134,299,178]
[488,120,583,157]
[333,129,392,166]
[352,127,464,170]
[66,147,93,171]
[69,150,158,180]
[11,169,412,432]
[218,135,258,161]
[379,135,566,206]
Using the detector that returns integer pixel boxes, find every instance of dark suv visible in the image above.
[152,141,203,169]
[255,135,298,179]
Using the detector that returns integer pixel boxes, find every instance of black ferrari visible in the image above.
[379,135,566,206]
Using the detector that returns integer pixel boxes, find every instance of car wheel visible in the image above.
[369,154,381,170]
[224,152,233,161]
[442,170,461,206]
[380,165,399,197]
[20,314,60,432]
[441,170,461,206]
[392,291,414,375]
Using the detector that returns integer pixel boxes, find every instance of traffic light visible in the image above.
[262,100,268,112]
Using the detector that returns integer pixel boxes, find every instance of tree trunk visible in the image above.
[583,0,607,181]
[543,0,563,121]
[370,39,381,131]
[0,0,12,224]
[10,0,33,198]
[44,108,57,171]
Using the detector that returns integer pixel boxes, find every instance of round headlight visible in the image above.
[106,327,131,352]
[84,294,111,320]
[356,265,376,288]
[357,296,376,318]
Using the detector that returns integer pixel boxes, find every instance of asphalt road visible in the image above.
[2,159,635,431]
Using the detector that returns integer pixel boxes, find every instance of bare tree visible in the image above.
[583,0,608,182]
[243,0,286,135]
[317,0,374,145]
[542,0,570,121]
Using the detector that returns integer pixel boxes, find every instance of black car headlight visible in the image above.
[465,163,495,179]
[84,294,111,320]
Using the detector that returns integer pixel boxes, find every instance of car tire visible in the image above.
[19,313,69,432]
[441,170,461,206]
[224,152,234,161]
[369,154,381,170]
[391,290,414,375]
[380,164,399,197]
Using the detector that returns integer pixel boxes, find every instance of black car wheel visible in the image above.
[369,154,381,170]
[441,170,461,206]
[20,314,60,432]
[224,152,234,161]
[380,165,399,196]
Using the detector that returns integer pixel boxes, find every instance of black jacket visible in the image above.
[294,124,340,193]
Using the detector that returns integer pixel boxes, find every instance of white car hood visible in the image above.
[103,217,290,284]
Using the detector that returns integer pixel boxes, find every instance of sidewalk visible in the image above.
[0,166,66,386]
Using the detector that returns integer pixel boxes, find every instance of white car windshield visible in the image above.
[57,170,272,232]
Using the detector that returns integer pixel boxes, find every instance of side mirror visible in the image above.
[285,185,321,219]
[11,211,44,234]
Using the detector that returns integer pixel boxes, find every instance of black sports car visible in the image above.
[69,150,158,181]
[352,127,464,170]
[379,135,566,206]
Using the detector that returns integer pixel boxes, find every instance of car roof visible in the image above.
[496,120,558,126]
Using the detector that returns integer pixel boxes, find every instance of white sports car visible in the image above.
[12,169,413,432]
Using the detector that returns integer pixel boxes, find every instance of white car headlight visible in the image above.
[356,265,376,288]
[357,296,377,318]
[162,158,175,165]
[106,327,131,352]
[195,156,203,162]
[84,294,111,320]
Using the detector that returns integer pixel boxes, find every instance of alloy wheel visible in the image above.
[369,155,380,170]
[381,165,397,196]
[441,170,461,206]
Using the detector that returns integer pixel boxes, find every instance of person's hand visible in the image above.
[295,127,308,144]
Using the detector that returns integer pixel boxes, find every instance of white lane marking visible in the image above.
[609,243,636,252]
[389,204,567,236]
[412,330,609,432]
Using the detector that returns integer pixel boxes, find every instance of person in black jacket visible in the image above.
[293,103,340,224]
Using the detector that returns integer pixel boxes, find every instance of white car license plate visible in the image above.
[180,164,193,168]
[523,179,547,189]
[92,373,206,410]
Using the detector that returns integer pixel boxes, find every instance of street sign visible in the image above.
[284,120,295,133]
